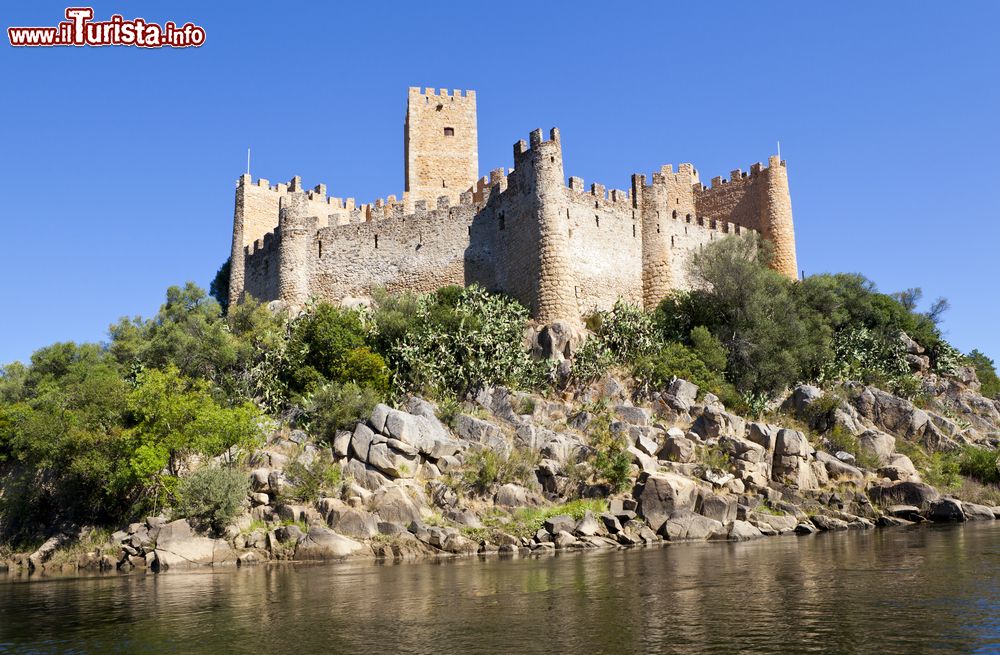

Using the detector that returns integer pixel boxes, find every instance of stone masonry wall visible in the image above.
[230,88,797,317]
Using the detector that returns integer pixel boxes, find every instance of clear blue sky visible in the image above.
[2,1,998,365]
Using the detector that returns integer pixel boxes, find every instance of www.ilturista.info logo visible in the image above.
[8,7,205,48]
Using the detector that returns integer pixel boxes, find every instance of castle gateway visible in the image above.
[229,88,797,323]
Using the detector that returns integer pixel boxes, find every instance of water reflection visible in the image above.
[2,522,999,654]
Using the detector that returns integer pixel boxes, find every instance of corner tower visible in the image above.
[404,87,478,206]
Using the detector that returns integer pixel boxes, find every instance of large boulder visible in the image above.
[962,503,996,521]
[858,430,896,466]
[878,453,919,481]
[293,527,366,561]
[367,442,420,478]
[370,485,424,525]
[635,472,700,533]
[815,451,864,485]
[153,519,235,570]
[868,481,940,509]
[783,385,823,416]
[659,435,696,463]
[344,459,392,491]
[927,498,965,522]
[692,407,746,440]
[661,510,725,541]
[495,483,531,507]
[749,512,798,534]
[327,507,380,539]
[725,520,764,542]
[699,493,738,525]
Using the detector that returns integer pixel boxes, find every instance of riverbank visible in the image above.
[6,366,1000,577]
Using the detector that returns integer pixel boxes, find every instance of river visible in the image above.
[2,522,999,654]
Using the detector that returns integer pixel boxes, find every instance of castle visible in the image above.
[228,88,798,323]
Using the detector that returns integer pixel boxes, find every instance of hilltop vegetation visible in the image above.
[0,234,996,549]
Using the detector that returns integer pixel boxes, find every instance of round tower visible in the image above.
[277,192,313,307]
[637,174,673,309]
[527,128,578,324]
[761,156,798,280]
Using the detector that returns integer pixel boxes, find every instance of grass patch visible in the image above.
[471,499,608,541]
[958,446,1000,485]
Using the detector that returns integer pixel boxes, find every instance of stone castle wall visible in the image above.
[231,88,796,322]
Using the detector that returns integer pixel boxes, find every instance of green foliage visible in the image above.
[210,258,231,315]
[921,451,962,490]
[679,234,832,397]
[280,451,345,503]
[285,303,368,396]
[305,382,382,444]
[372,285,549,396]
[434,396,462,427]
[569,338,615,384]
[476,499,608,540]
[820,326,910,389]
[125,366,262,477]
[967,350,1000,399]
[633,340,731,399]
[0,344,260,542]
[587,414,632,493]
[958,446,1000,485]
[462,447,539,495]
[176,466,248,533]
[109,283,238,383]
[696,445,732,472]
[586,299,658,362]
[222,297,291,411]
[339,347,391,393]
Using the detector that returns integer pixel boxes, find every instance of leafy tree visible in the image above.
[109,283,238,382]
[285,303,368,395]
[210,258,231,314]
[680,234,831,397]
[967,350,1000,399]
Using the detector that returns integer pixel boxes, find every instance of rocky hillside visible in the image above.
[9,362,1000,575]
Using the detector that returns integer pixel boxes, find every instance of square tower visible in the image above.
[404,87,478,205]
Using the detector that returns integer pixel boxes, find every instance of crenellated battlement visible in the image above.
[408,86,476,102]
[701,156,786,190]
[230,87,797,317]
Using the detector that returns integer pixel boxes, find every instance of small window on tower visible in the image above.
[443,127,455,137]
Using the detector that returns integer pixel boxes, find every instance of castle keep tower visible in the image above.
[404,87,478,206]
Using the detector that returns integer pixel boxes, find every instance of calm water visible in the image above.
[2,522,1000,654]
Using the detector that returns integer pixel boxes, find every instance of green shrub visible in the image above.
[633,341,724,395]
[376,285,549,396]
[589,299,658,362]
[305,382,382,443]
[921,452,961,490]
[462,447,539,495]
[339,347,391,393]
[281,451,345,503]
[696,445,732,472]
[285,303,368,395]
[959,446,1000,485]
[587,414,632,493]
[570,338,615,383]
[176,466,248,533]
